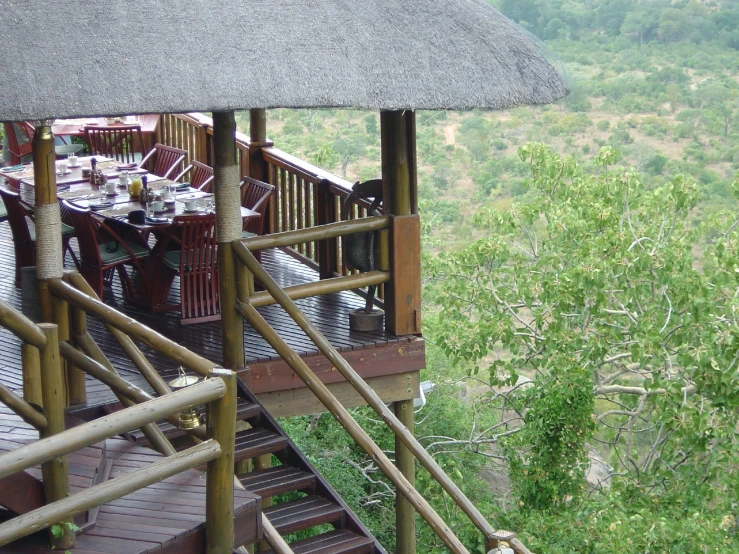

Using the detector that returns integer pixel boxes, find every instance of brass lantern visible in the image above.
[168,367,203,430]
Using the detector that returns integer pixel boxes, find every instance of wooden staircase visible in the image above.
[124,377,385,554]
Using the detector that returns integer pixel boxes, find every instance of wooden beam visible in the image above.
[395,398,416,554]
[241,215,390,252]
[244,338,425,394]
[206,369,236,554]
[381,110,411,218]
[249,109,269,183]
[38,323,73,550]
[213,111,245,372]
[0,381,47,430]
[21,343,42,408]
[257,372,419,418]
[386,215,422,335]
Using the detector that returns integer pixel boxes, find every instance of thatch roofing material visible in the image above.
[0,0,568,120]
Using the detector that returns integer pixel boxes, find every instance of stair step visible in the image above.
[239,465,316,498]
[264,495,344,535]
[234,428,289,462]
[263,529,375,554]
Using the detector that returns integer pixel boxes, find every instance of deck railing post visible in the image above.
[395,398,416,554]
[206,369,237,554]
[21,343,43,408]
[317,180,338,279]
[38,323,74,550]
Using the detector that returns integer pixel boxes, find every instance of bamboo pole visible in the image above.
[53,294,84,406]
[0,299,47,348]
[21,343,43,408]
[213,111,245,372]
[32,122,59,323]
[47,279,216,376]
[0,379,225,480]
[243,215,390,252]
[234,242,509,546]
[0,382,47,431]
[395,399,416,554]
[248,271,389,308]
[261,514,294,554]
[381,110,411,218]
[249,109,269,183]
[64,271,172,396]
[206,369,236,554]
[0,440,221,548]
[57,343,208,442]
[236,300,469,554]
[38,323,73,550]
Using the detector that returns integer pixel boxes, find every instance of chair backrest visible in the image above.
[84,125,144,164]
[240,177,275,235]
[163,214,220,323]
[174,160,214,192]
[0,187,34,248]
[3,122,34,165]
[139,143,187,179]
[60,201,103,267]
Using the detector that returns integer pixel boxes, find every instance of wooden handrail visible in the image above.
[0,440,221,547]
[263,146,353,191]
[242,215,390,251]
[249,271,389,308]
[0,378,225,480]
[0,299,46,349]
[233,240,516,550]
[0,382,47,431]
[47,278,217,377]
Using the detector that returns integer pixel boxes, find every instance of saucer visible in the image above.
[68,164,81,169]
[183,207,202,213]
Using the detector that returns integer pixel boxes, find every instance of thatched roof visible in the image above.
[0,0,568,120]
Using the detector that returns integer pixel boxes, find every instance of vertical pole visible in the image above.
[21,343,42,408]
[381,111,421,335]
[254,453,273,552]
[249,109,269,183]
[39,323,74,550]
[405,111,418,215]
[317,180,338,280]
[395,398,416,554]
[206,369,236,554]
[213,112,246,372]
[32,121,61,323]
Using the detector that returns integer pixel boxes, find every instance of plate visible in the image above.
[67,164,81,169]
[90,202,114,210]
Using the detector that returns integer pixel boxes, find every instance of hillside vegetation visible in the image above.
[243,2,739,552]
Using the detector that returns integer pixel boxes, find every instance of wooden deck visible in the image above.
[0,406,261,554]
[0,221,424,410]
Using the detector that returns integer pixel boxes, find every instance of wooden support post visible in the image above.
[38,323,74,550]
[206,369,236,554]
[381,111,421,335]
[395,398,416,554]
[21,343,42,408]
[32,122,60,323]
[249,109,269,184]
[254,453,273,552]
[213,111,246,372]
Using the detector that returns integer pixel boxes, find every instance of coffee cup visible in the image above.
[68,154,78,167]
[56,161,68,176]
[118,171,129,188]
[184,199,197,211]
[150,200,164,212]
[105,182,117,195]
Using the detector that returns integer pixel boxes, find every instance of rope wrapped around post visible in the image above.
[34,203,64,280]
[214,164,242,243]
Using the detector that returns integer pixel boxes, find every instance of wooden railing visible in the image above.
[231,227,528,554]
[0,296,237,553]
[157,114,382,300]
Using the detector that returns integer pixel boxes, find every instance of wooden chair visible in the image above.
[174,161,214,192]
[148,214,220,324]
[0,188,77,287]
[3,122,34,165]
[240,177,275,237]
[61,201,150,302]
[84,125,144,164]
[138,143,187,179]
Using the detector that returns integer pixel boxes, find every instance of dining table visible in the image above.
[51,115,160,152]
